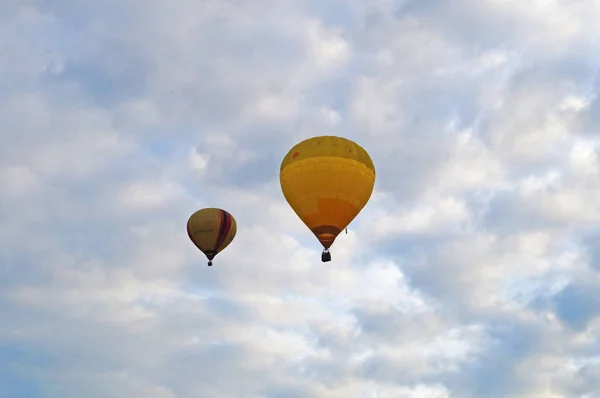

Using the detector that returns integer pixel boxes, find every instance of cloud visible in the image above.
[2,0,600,397]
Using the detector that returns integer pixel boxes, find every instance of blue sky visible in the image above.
[2,0,600,397]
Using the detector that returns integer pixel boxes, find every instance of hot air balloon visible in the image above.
[279,136,376,262]
[187,208,237,266]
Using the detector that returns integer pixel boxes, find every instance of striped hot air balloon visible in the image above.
[187,208,237,266]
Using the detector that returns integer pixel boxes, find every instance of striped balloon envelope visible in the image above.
[187,208,237,266]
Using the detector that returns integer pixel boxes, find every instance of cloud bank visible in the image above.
[2,0,600,397]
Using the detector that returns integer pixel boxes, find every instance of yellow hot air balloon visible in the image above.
[187,208,237,266]
[279,136,376,262]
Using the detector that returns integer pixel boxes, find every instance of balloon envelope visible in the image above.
[187,208,237,265]
[279,136,375,249]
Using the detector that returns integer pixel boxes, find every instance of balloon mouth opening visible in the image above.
[203,250,217,260]
[317,233,336,249]
[311,226,341,249]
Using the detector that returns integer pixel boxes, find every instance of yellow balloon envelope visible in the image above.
[279,136,376,261]
[187,208,237,266]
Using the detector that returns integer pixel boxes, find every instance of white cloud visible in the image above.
[247,93,300,121]
[188,147,209,175]
[118,181,186,210]
[303,19,352,71]
[0,165,40,198]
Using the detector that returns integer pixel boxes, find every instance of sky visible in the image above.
[2,0,600,397]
